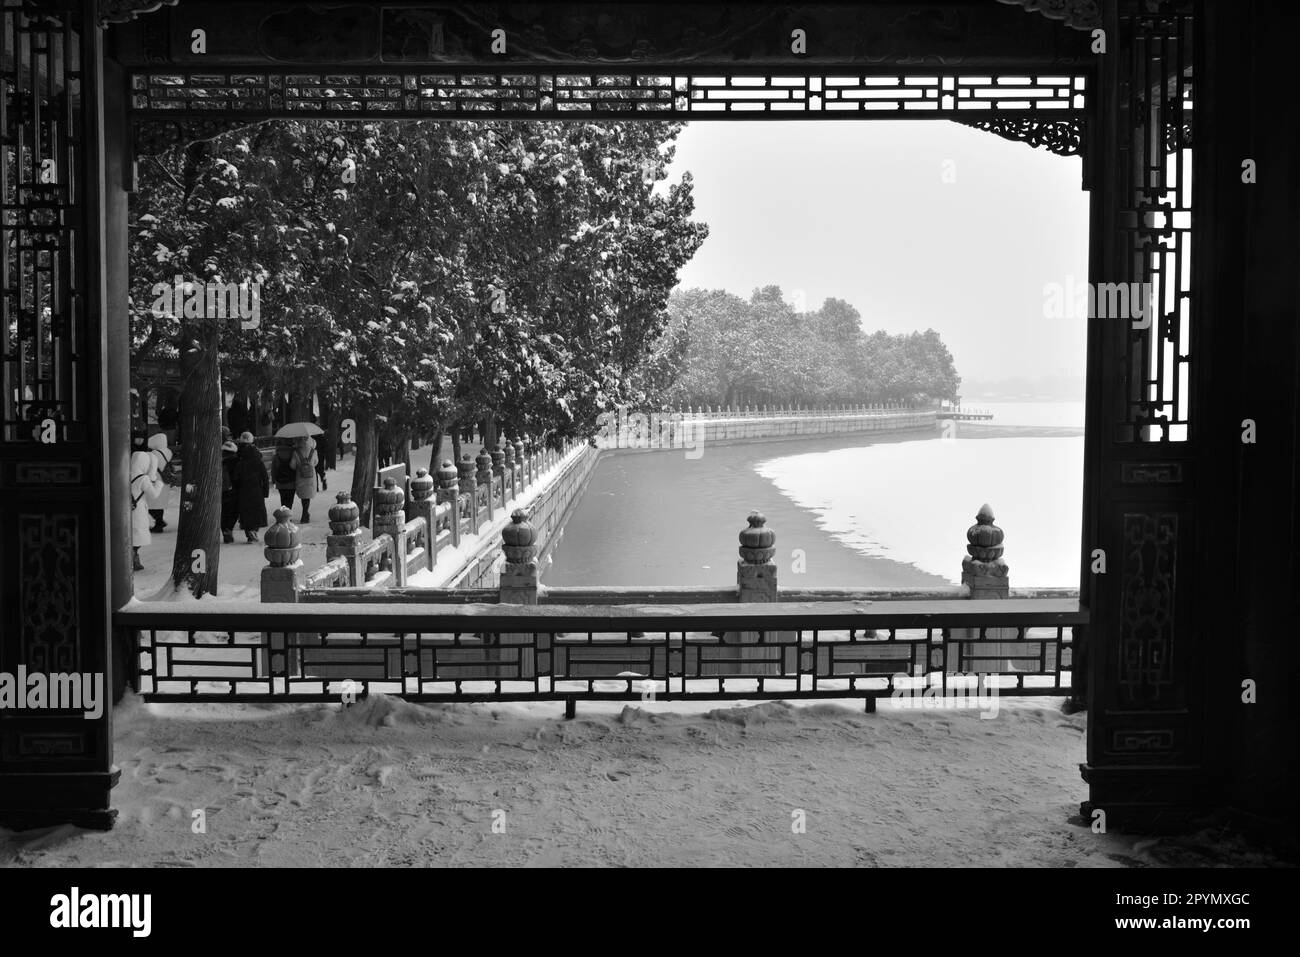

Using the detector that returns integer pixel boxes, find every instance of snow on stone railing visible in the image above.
[268,435,586,601]
[151,500,1082,710]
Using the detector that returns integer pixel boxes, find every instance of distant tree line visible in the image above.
[638,286,961,408]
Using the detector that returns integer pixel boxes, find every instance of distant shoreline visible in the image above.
[950,422,1084,439]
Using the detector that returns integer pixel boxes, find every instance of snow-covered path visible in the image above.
[0,696,1275,867]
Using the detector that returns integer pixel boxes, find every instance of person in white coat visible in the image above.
[130,437,164,571]
[144,433,176,532]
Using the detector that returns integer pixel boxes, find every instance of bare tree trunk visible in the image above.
[450,424,462,466]
[167,317,222,597]
[349,406,378,525]
[425,415,448,471]
[399,428,413,477]
[484,412,498,450]
[287,389,310,423]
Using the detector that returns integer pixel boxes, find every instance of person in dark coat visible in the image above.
[272,441,297,509]
[220,439,240,543]
[234,431,270,542]
[315,427,335,488]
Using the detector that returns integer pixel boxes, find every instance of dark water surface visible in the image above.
[544,431,951,589]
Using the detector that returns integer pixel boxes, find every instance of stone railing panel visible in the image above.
[304,556,350,590]
[402,517,429,579]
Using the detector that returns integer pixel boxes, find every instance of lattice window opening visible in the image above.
[3,2,87,443]
[129,70,1088,118]
[1120,147,1192,444]
[1115,1,1193,444]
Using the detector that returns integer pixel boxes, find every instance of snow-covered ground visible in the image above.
[0,695,1280,867]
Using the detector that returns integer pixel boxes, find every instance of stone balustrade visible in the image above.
[270,434,588,602]
[596,404,939,452]
[269,423,1047,633]
[257,493,1078,705]
[487,501,1022,610]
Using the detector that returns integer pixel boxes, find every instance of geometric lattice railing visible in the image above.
[117,598,1083,705]
[131,70,1087,120]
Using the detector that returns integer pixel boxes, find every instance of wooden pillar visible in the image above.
[0,1,117,830]
[1179,0,1299,836]
[1081,0,1208,831]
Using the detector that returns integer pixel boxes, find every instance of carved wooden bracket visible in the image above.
[996,0,1102,31]
[99,0,179,27]
[952,116,1085,157]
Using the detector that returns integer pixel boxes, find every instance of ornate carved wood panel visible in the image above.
[126,68,1089,121]
[1082,0,1202,825]
[0,0,115,828]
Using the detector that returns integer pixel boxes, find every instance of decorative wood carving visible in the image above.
[953,116,1084,157]
[99,0,179,26]
[19,513,80,673]
[996,0,1102,31]
[1117,513,1178,705]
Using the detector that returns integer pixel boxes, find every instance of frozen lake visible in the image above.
[546,401,1084,589]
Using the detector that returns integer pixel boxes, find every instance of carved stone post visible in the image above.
[500,509,539,604]
[408,467,436,570]
[436,459,461,548]
[962,503,1009,598]
[457,453,478,534]
[737,511,778,601]
[722,512,789,675]
[957,503,1017,674]
[502,438,516,501]
[261,506,303,679]
[498,509,540,677]
[372,477,407,585]
[326,491,364,585]
[477,447,495,520]
[513,437,526,489]
[373,477,405,542]
[262,506,303,600]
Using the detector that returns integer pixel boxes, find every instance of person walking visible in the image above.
[272,440,297,511]
[130,433,164,570]
[315,427,334,490]
[234,432,269,543]
[144,433,176,532]
[220,438,240,543]
[290,435,318,523]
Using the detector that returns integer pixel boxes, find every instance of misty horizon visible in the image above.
[663,120,1089,392]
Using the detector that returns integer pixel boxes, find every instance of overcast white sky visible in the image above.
[663,120,1089,388]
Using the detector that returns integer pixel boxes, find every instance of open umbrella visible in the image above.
[274,421,324,439]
